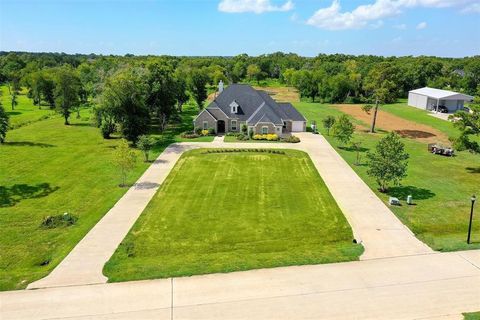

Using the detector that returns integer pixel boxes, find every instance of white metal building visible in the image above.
[408,87,473,113]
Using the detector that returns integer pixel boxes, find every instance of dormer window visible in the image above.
[230,100,239,114]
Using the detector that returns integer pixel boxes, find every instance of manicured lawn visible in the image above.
[295,101,480,252]
[104,149,363,282]
[0,97,210,291]
[1,86,56,128]
[464,312,480,320]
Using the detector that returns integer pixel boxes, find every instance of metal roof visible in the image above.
[409,87,474,100]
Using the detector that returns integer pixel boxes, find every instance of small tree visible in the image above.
[137,135,155,162]
[114,139,137,187]
[322,116,335,135]
[0,103,9,143]
[332,115,354,147]
[366,132,409,193]
[351,141,362,166]
[450,99,480,153]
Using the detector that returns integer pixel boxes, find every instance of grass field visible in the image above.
[1,86,56,128]
[0,90,211,291]
[464,312,480,320]
[295,101,480,252]
[104,149,363,282]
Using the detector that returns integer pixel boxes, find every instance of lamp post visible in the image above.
[467,195,476,244]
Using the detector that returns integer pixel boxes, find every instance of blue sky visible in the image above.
[1,0,479,57]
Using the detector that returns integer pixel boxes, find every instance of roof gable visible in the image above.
[204,84,306,125]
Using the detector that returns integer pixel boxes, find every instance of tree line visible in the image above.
[0,51,479,144]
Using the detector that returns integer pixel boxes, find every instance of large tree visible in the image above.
[53,66,81,125]
[367,132,409,193]
[146,63,178,132]
[188,69,209,110]
[99,69,149,142]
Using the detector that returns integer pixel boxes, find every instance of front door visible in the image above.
[217,120,225,134]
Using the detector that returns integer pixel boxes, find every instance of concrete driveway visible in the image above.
[28,133,432,289]
[2,250,479,319]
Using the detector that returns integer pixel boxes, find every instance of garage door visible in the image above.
[292,121,304,132]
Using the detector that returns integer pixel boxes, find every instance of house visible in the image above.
[408,87,473,113]
[194,83,307,135]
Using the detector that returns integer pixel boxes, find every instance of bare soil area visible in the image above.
[335,104,449,144]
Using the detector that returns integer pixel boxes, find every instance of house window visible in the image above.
[203,121,208,130]
[232,106,237,113]
[231,120,237,131]
[262,126,268,134]
[283,121,287,129]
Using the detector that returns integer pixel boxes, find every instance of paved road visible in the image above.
[2,250,479,319]
[29,133,431,289]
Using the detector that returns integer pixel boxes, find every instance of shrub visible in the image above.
[248,129,254,139]
[252,134,279,141]
[41,212,78,229]
[241,124,248,134]
[208,127,216,135]
[266,134,279,141]
[282,135,301,143]
[195,127,202,135]
[181,131,199,139]
[201,129,209,136]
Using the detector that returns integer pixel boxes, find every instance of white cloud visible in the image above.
[394,23,407,30]
[218,0,294,14]
[416,21,427,29]
[307,0,478,30]
[370,20,384,29]
[461,3,480,13]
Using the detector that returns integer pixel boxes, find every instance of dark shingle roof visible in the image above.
[205,84,306,125]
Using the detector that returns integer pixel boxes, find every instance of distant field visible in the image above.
[104,149,362,282]
[295,101,480,252]
[0,92,210,291]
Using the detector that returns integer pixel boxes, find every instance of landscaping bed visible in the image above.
[104,148,362,282]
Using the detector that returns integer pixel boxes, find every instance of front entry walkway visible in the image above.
[28,133,432,289]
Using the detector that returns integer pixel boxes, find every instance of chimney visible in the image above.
[218,80,224,93]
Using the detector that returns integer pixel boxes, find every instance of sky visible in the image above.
[0,0,479,57]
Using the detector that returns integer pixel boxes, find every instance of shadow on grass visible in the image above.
[340,145,370,153]
[69,123,93,127]
[3,141,55,148]
[466,167,480,174]
[0,183,60,207]
[387,186,436,201]
[7,111,21,116]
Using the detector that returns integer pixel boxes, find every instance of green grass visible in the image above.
[295,101,480,252]
[464,312,480,320]
[1,86,56,128]
[0,95,210,291]
[104,149,363,282]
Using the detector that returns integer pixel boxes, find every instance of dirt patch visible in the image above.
[208,85,299,103]
[253,86,300,103]
[335,104,450,144]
